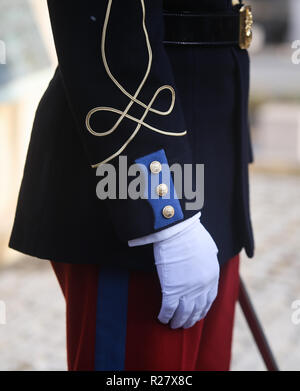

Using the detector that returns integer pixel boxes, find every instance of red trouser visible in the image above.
[51,254,240,371]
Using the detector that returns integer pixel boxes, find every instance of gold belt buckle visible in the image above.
[239,5,253,49]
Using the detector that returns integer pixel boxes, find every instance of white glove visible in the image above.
[129,213,220,329]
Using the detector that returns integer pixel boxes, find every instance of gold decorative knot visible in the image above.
[86,0,187,167]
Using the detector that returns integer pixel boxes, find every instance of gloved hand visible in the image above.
[153,216,220,329]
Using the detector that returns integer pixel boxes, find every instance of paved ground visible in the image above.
[232,170,300,371]
[0,171,300,371]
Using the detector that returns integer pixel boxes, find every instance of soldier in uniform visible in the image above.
[9,0,254,370]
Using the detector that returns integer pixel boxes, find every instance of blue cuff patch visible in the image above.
[135,149,183,230]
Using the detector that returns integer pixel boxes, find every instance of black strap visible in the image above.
[163,12,240,46]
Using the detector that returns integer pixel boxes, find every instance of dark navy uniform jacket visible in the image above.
[9,0,254,271]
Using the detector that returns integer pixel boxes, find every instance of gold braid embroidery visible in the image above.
[86,0,187,168]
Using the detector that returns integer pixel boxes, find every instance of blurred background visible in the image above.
[0,0,299,370]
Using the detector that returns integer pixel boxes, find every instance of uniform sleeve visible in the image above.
[47,0,200,242]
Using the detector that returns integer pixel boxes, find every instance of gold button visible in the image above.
[162,205,175,219]
[156,183,168,197]
[149,161,162,174]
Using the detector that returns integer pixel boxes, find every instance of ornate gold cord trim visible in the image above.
[86,0,187,168]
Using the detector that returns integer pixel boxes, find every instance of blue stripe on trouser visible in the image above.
[94,266,129,370]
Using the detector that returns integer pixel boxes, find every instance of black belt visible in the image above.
[163,5,253,49]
